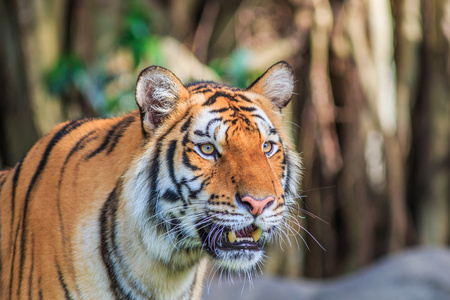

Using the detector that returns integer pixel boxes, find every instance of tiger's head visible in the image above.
[124,62,301,274]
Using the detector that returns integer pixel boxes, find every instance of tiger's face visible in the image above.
[129,62,301,274]
[183,89,294,271]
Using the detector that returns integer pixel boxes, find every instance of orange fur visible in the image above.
[0,113,142,298]
[0,62,301,299]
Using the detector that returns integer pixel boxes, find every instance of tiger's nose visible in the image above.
[239,195,275,216]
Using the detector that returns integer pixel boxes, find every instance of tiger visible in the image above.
[0,61,301,299]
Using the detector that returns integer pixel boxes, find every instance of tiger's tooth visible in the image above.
[251,227,262,242]
[228,230,236,243]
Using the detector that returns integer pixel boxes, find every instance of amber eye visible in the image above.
[262,141,273,154]
[200,143,215,155]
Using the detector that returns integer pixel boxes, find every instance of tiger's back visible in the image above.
[0,62,301,299]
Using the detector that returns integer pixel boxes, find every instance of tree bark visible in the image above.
[0,0,39,167]
[412,0,450,245]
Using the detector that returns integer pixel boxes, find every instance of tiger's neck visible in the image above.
[100,180,206,299]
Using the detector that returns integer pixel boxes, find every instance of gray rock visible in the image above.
[203,247,450,300]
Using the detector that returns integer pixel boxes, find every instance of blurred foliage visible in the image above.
[44,0,255,117]
[210,48,254,88]
[119,2,162,67]
[45,0,161,116]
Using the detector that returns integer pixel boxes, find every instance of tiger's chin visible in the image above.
[199,223,269,272]
[213,248,264,272]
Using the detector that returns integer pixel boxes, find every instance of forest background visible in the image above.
[0,0,449,279]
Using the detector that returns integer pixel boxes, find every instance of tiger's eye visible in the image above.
[200,143,215,155]
[262,141,272,153]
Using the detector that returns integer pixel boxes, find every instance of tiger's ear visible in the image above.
[247,61,295,109]
[135,66,189,133]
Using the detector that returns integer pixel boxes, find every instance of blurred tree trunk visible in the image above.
[412,0,450,245]
[293,0,449,278]
[15,0,66,134]
[0,0,39,167]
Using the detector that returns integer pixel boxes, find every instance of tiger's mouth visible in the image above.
[199,223,264,255]
[220,224,263,250]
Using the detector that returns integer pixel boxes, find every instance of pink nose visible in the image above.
[240,195,275,216]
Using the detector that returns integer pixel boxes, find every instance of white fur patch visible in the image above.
[135,67,186,130]
[249,62,295,108]
[136,72,180,113]
[260,67,294,107]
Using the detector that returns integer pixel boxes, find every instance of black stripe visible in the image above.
[202,91,234,106]
[182,151,199,171]
[16,119,88,296]
[138,110,148,139]
[9,217,20,296]
[169,216,184,242]
[0,174,7,193]
[186,83,210,91]
[38,277,43,299]
[206,118,222,134]
[274,201,285,210]
[56,260,73,300]
[193,130,208,137]
[8,158,27,296]
[186,174,203,182]
[64,131,97,167]
[181,116,192,132]
[281,146,287,169]
[238,106,256,112]
[166,140,187,206]
[28,235,35,299]
[10,160,23,231]
[251,113,271,129]
[236,93,253,103]
[183,177,209,200]
[192,88,212,94]
[147,110,191,213]
[107,115,135,153]
[100,187,135,300]
[59,131,98,196]
[182,131,191,147]
[193,118,223,138]
[162,189,182,202]
[58,129,97,204]
[209,107,230,113]
[167,140,179,186]
[273,148,282,157]
[186,81,218,91]
[188,82,242,93]
[104,187,150,298]
[58,130,98,194]
[148,143,162,218]
[224,127,230,144]
[283,149,291,193]
[228,97,241,103]
[57,130,98,289]
[86,115,135,159]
